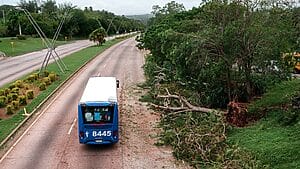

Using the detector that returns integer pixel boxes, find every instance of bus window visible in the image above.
[82,106,114,124]
[85,112,93,122]
[94,108,102,122]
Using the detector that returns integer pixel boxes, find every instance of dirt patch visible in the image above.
[0,108,9,119]
[120,85,190,169]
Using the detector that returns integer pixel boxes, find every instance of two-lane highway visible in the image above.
[0,40,94,87]
[0,33,135,87]
[0,37,145,169]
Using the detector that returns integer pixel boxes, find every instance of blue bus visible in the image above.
[78,77,119,144]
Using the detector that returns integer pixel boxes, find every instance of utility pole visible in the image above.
[18,22,22,35]
[106,17,115,35]
[2,10,5,24]
[96,19,103,28]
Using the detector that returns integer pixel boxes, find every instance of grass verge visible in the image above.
[0,37,129,145]
[227,79,300,169]
[0,37,67,57]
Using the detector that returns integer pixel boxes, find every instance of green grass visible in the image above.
[228,79,300,169]
[0,37,67,56]
[249,79,300,112]
[0,37,128,144]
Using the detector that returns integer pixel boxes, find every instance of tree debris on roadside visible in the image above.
[149,88,260,168]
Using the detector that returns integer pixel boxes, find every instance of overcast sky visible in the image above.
[0,0,202,15]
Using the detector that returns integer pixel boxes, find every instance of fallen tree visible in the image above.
[149,88,258,168]
[150,88,227,114]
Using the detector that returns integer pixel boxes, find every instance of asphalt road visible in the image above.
[0,40,93,87]
[292,73,300,79]
[0,34,133,88]
[0,37,145,169]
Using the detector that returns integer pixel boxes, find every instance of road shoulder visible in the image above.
[120,85,190,169]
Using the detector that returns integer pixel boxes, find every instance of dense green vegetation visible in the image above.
[0,37,127,145]
[0,37,66,56]
[228,79,300,169]
[140,1,299,108]
[0,0,144,40]
[89,27,107,46]
[138,0,300,168]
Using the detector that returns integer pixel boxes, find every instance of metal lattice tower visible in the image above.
[16,7,69,74]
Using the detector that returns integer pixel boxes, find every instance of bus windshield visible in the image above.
[81,106,114,124]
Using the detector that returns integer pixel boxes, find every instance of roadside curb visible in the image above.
[0,36,134,149]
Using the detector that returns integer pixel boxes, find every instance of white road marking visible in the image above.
[68,118,77,135]
[0,73,80,164]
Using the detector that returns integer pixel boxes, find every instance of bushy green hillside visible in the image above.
[139,0,300,168]
[228,79,300,168]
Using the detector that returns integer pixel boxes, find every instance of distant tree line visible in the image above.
[0,0,145,39]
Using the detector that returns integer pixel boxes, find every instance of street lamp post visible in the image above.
[106,17,115,35]
[2,10,5,24]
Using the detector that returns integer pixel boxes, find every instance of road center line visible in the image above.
[68,118,77,135]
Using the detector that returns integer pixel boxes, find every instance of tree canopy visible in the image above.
[140,0,299,108]
[138,0,300,167]
[89,27,106,46]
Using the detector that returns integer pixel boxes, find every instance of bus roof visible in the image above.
[79,77,118,103]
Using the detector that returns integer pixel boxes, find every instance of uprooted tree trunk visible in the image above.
[150,88,251,127]
[226,101,248,127]
[150,88,227,115]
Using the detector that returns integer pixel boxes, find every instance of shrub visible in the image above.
[43,70,50,77]
[48,73,57,82]
[42,77,51,85]
[0,25,7,37]
[7,93,19,102]
[4,88,10,96]
[16,34,26,40]
[26,73,39,82]
[8,93,18,101]
[7,94,12,102]
[18,95,27,105]
[8,83,15,89]
[6,105,13,115]
[14,80,24,88]
[0,100,5,108]
[24,84,30,90]
[0,89,4,96]
[11,87,20,94]
[0,96,7,108]
[33,73,39,80]
[0,95,7,103]
[39,83,46,91]
[26,90,34,99]
[26,76,33,82]
[12,100,19,110]
[26,75,36,82]
[278,95,300,125]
